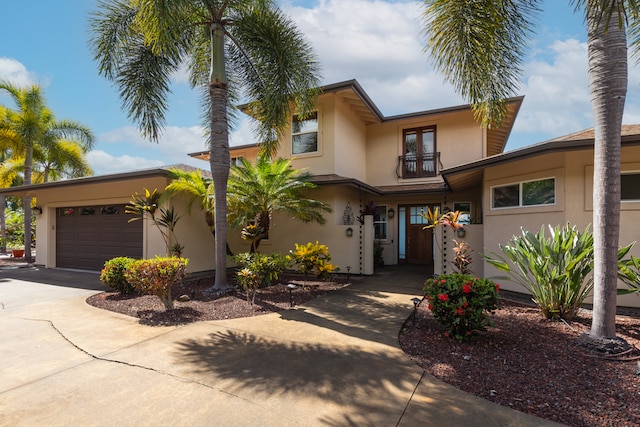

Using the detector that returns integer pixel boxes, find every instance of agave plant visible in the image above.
[484,224,627,320]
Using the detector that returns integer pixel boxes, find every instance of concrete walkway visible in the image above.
[0,265,562,426]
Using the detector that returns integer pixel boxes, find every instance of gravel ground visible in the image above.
[399,298,640,427]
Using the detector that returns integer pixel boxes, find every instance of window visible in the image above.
[453,202,471,224]
[402,126,436,178]
[292,111,318,154]
[622,173,640,201]
[374,205,388,240]
[231,156,244,167]
[492,178,555,209]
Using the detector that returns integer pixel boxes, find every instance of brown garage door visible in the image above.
[56,204,143,271]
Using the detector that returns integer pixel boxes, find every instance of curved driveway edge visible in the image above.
[0,266,563,426]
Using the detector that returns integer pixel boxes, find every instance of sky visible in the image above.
[1,0,640,176]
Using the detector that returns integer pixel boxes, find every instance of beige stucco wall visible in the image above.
[225,185,365,274]
[481,148,640,309]
[365,109,484,187]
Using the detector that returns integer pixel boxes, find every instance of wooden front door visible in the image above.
[399,205,438,265]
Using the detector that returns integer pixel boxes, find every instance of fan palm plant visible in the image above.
[89,0,321,289]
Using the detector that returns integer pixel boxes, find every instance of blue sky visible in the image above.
[2,0,639,175]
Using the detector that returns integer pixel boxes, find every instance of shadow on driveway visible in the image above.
[0,265,106,291]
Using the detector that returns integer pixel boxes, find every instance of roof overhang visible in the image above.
[0,164,203,197]
[310,174,447,196]
[441,126,640,192]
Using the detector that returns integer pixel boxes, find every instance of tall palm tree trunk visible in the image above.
[209,23,230,289]
[588,18,627,339]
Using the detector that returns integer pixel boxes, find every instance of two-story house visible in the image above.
[5,79,640,308]
[191,80,522,275]
[0,79,521,276]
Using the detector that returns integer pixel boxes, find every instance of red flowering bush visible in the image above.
[423,273,500,341]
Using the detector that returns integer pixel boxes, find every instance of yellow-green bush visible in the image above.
[124,257,188,310]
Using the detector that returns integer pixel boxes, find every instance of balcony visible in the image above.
[397,153,440,179]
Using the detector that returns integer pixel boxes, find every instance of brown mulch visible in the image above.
[399,298,640,427]
[86,273,348,326]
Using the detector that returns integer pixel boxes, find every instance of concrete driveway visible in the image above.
[0,265,561,427]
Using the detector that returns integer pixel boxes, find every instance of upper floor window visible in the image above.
[231,156,244,167]
[292,111,318,154]
[492,177,555,209]
[401,126,436,178]
[622,173,640,201]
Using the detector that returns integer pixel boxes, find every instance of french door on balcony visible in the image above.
[402,126,436,178]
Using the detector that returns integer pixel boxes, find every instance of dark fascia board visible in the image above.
[383,95,524,123]
[310,174,381,195]
[441,133,640,179]
[189,143,260,159]
[0,164,203,196]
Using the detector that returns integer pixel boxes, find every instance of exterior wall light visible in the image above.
[387,208,395,219]
[456,227,466,238]
[346,227,353,237]
[33,206,43,215]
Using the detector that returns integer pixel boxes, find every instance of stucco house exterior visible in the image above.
[3,79,639,308]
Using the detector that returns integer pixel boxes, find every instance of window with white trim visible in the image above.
[492,178,555,209]
[374,205,388,240]
[292,111,318,154]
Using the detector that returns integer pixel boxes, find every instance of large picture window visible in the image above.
[492,178,555,209]
[292,111,318,154]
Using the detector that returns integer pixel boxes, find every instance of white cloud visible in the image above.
[86,150,165,175]
[100,125,209,163]
[284,0,447,115]
[0,58,39,86]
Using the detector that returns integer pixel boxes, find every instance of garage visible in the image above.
[56,204,143,271]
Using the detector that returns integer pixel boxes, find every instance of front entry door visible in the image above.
[399,205,438,265]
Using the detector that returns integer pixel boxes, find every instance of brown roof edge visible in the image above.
[0,164,205,196]
[441,130,640,178]
[310,174,381,195]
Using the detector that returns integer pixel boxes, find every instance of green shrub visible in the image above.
[484,224,601,320]
[233,252,289,304]
[100,257,137,294]
[288,241,339,279]
[424,274,500,341]
[124,257,188,310]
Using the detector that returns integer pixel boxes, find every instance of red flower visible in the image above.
[462,301,469,308]
[462,284,472,294]
[438,293,449,301]
[440,279,446,284]
[444,332,449,337]
[496,283,501,291]
[457,307,465,316]
[427,304,433,311]
[466,331,471,336]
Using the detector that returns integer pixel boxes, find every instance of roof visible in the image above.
[0,164,207,196]
[310,174,447,196]
[199,79,523,160]
[441,124,640,192]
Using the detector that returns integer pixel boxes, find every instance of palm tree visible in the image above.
[90,0,321,289]
[0,82,95,261]
[227,155,331,252]
[422,0,639,345]
[34,137,93,183]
